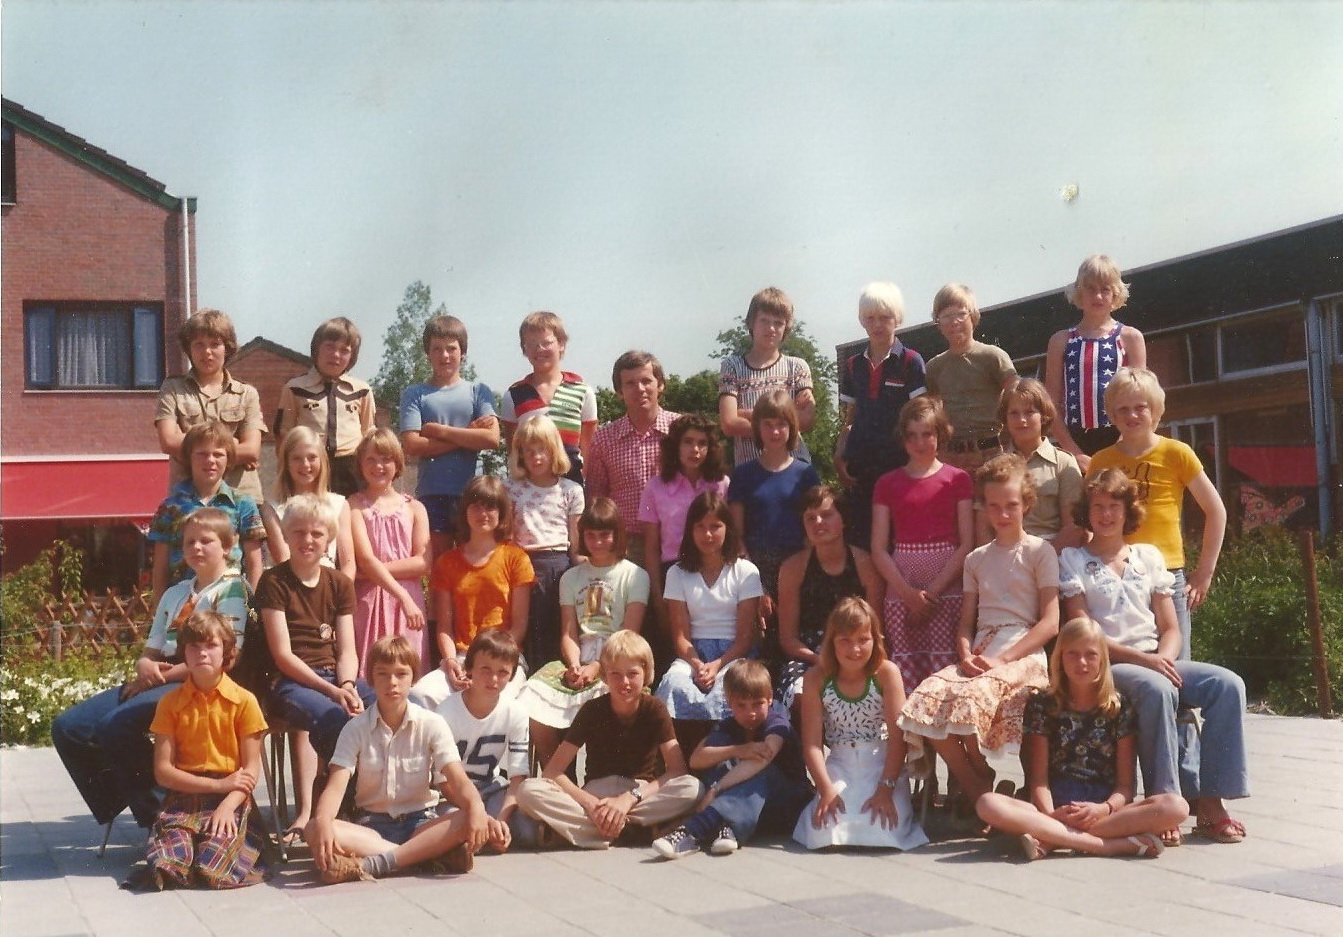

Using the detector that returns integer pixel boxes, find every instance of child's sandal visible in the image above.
[1019,834,1046,862]
[1127,833,1165,858]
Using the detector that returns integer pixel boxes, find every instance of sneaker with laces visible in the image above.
[709,825,738,855]
[320,852,372,884]
[652,826,699,860]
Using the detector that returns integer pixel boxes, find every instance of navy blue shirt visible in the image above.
[839,341,927,474]
[704,707,806,784]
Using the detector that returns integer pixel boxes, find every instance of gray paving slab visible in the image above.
[4,713,1343,936]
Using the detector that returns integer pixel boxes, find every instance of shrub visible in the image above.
[1,649,135,747]
[1193,528,1343,715]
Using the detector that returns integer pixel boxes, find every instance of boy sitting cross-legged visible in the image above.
[517,631,701,848]
[306,634,490,883]
[653,660,811,859]
[436,630,534,852]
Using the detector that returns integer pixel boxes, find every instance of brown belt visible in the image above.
[945,435,1001,454]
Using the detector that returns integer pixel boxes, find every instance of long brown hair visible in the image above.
[676,490,740,572]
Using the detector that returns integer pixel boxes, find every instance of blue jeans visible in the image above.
[700,762,811,843]
[1112,660,1249,801]
[358,807,440,845]
[1171,568,1192,661]
[526,550,572,669]
[51,682,178,827]
[269,670,375,763]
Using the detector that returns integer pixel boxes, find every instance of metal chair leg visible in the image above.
[97,818,115,858]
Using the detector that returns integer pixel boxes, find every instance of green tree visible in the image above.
[596,369,722,425]
[712,316,840,483]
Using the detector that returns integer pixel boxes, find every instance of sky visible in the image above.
[4,0,1342,399]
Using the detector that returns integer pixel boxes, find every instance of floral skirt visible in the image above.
[898,623,1047,759]
[517,634,613,729]
[883,542,962,693]
[146,790,266,889]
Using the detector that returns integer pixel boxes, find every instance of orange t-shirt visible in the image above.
[430,543,536,652]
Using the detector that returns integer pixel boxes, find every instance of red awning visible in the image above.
[1,457,169,521]
[1225,445,1318,488]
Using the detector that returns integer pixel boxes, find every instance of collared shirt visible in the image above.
[147,480,266,587]
[586,409,681,534]
[274,367,376,458]
[638,472,729,562]
[1012,437,1083,540]
[155,368,267,501]
[149,673,267,774]
[144,570,251,659]
[332,703,462,817]
[838,340,927,472]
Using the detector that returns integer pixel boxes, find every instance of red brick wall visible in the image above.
[0,129,194,457]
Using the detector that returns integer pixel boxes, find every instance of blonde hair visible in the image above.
[509,415,572,479]
[1047,617,1121,717]
[819,597,886,678]
[600,630,655,687]
[1104,366,1165,424]
[368,634,420,678]
[277,426,331,500]
[858,282,905,328]
[932,283,980,327]
[1064,255,1130,311]
[355,428,406,482]
[280,492,338,540]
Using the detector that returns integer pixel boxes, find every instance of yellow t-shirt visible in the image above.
[150,674,267,774]
[1088,437,1204,569]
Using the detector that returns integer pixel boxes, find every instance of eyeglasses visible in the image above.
[524,338,559,352]
[937,310,972,324]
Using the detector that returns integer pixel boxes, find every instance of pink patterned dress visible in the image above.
[350,492,427,676]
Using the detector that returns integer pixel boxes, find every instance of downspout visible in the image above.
[181,196,193,318]
[1304,299,1333,537]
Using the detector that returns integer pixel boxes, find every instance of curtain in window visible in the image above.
[57,311,130,386]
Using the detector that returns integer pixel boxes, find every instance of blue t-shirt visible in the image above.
[728,459,820,556]
[704,707,806,784]
[400,380,496,497]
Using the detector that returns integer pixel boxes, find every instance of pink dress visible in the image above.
[350,492,427,676]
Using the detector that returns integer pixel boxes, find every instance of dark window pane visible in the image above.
[133,307,162,387]
[25,307,55,386]
[1221,313,1306,374]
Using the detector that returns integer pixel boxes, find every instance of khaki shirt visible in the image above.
[274,367,375,458]
[925,341,1017,440]
[1014,437,1083,540]
[155,369,266,501]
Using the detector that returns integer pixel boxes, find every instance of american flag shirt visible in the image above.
[1063,322,1128,430]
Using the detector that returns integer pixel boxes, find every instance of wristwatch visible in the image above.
[878,777,899,790]
[630,784,645,803]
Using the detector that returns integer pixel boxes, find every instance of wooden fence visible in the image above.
[12,591,154,660]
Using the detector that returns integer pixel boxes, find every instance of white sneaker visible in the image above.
[709,825,738,855]
[652,826,699,860]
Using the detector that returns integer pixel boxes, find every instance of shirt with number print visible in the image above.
[435,692,530,793]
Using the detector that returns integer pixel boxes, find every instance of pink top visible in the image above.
[638,473,731,562]
[872,463,973,546]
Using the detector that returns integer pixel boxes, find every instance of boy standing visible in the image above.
[719,287,816,466]
[924,284,1018,473]
[147,421,266,609]
[436,630,533,851]
[155,309,267,502]
[399,315,500,558]
[274,317,376,496]
[307,634,489,883]
[652,660,810,858]
[517,631,701,848]
[834,283,927,547]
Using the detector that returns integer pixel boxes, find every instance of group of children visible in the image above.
[52,256,1250,889]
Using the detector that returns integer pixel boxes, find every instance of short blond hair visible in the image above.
[1065,255,1130,311]
[932,283,980,327]
[280,492,337,540]
[1104,366,1165,424]
[509,415,571,480]
[858,282,905,328]
[600,630,655,687]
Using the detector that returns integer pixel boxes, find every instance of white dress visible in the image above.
[794,675,928,851]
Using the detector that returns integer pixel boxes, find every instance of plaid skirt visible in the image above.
[882,541,962,693]
[146,790,266,889]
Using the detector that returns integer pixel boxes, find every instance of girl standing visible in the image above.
[793,597,926,850]
[348,429,429,675]
[517,498,650,766]
[975,617,1187,860]
[655,492,762,723]
[504,416,584,672]
[262,426,355,579]
[871,396,974,693]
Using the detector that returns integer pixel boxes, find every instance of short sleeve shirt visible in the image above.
[638,473,731,563]
[664,559,763,642]
[718,354,814,464]
[150,674,267,775]
[566,694,675,781]
[430,544,536,653]
[147,481,266,587]
[963,535,1059,627]
[586,410,681,535]
[331,703,461,816]
[1087,438,1205,569]
[499,372,598,451]
[155,369,267,501]
[728,458,820,557]
[274,368,376,458]
[1016,439,1084,540]
[1059,544,1174,653]
[399,379,496,498]
[839,342,928,471]
[1023,692,1136,790]
[924,341,1017,439]
[505,477,584,551]
[144,570,251,659]
[872,464,973,546]
[436,693,530,790]
[254,562,356,672]
[703,707,806,784]
[559,558,651,641]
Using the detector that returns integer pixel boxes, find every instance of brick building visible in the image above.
[1,98,196,589]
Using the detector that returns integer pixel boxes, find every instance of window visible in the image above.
[1220,309,1306,375]
[24,303,163,389]
[1,122,13,205]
